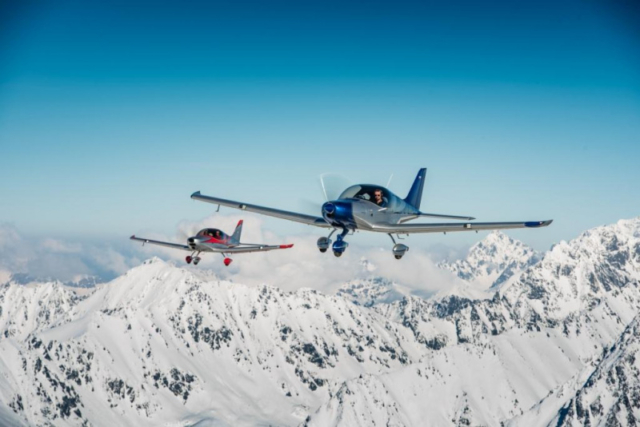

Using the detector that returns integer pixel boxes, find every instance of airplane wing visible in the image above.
[367,220,553,234]
[130,235,191,251]
[418,212,476,220]
[222,244,294,254]
[191,191,332,228]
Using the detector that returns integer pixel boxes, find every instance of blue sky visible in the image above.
[1,0,639,255]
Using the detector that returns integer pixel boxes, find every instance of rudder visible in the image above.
[404,168,427,210]
[231,220,243,244]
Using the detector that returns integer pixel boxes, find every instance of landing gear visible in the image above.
[388,234,409,260]
[221,253,233,267]
[332,228,350,257]
[186,252,201,265]
[317,229,336,253]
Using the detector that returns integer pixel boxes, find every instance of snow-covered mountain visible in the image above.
[0,218,639,426]
[508,313,640,427]
[437,231,541,295]
[336,276,406,307]
[0,258,427,426]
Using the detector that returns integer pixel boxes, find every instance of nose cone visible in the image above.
[321,200,354,226]
[188,236,206,247]
[322,202,336,217]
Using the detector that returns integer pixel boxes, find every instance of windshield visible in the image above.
[339,185,392,206]
[339,185,364,200]
[198,229,225,238]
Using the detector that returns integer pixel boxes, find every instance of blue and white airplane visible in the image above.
[191,168,552,259]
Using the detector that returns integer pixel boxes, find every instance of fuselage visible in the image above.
[321,184,419,231]
[187,228,237,252]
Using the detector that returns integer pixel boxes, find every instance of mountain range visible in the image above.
[1,218,639,426]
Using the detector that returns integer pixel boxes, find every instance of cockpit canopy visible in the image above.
[340,185,397,203]
[338,184,411,212]
[196,228,226,239]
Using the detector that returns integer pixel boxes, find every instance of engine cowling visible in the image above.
[392,243,409,259]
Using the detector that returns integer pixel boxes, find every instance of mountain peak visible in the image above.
[438,232,540,291]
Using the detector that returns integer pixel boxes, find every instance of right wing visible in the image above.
[191,191,332,228]
[130,235,191,251]
[367,220,553,234]
[222,244,294,254]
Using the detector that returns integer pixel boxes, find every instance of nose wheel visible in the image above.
[331,228,350,257]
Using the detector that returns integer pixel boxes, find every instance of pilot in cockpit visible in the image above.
[374,189,388,207]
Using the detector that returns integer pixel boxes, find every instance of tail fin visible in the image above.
[404,168,427,210]
[231,220,243,244]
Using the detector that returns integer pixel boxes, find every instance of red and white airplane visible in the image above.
[130,220,293,266]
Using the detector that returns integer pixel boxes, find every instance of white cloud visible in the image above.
[0,223,141,283]
[1,217,463,296]
[41,238,82,253]
[132,214,461,295]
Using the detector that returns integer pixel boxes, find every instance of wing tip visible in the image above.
[130,235,135,239]
[525,220,553,228]
[280,244,294,249]
[190,191,201,198]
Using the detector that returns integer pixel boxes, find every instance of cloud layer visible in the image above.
[1,216,462,296]
[0,223,144,284]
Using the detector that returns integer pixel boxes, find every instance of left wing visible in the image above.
[130,235,191,251]
[191,192,331,228]
[222,244,294,254]
[366,220,552,234]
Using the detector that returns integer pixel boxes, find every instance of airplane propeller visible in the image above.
[318,173,351,201]
[297,173,351,215]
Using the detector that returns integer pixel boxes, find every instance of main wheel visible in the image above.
[186,256,192,264]
[193,258,200,265]
[394,255,402,260]
[319,248,327,253]
[333,251,342,257]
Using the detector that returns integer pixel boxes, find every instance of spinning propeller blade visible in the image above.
[318,173,351,201]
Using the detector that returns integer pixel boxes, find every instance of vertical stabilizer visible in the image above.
[231,220,243,244]
[404,168,427,210]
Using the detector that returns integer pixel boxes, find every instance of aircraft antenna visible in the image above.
[386,173,394,188]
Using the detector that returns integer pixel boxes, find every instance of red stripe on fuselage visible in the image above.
[206,237,229,245]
